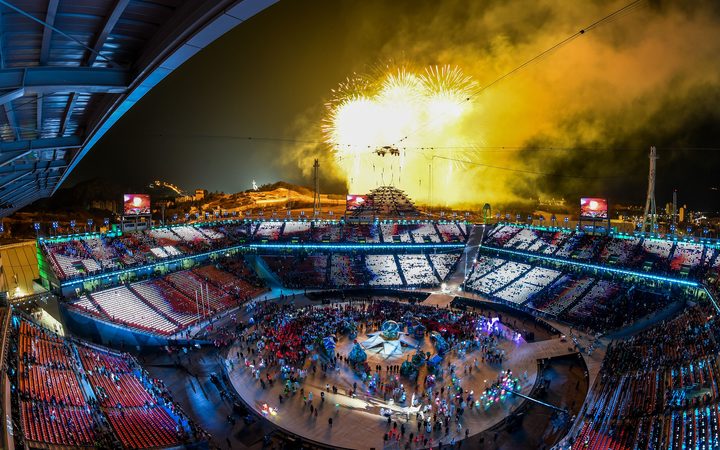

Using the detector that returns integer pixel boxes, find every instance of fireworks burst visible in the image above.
[323,64,480,203]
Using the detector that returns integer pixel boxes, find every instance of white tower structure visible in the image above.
[313,159,321,217]
[642,146,658,232]
[672,189,678,230]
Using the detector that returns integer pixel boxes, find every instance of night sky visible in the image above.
[68,0,720,211]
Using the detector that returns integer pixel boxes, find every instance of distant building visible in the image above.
[195,189,208,201]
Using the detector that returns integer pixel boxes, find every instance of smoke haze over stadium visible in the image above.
[69,0,720,209]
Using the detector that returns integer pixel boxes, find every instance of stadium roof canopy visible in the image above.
[0,0,277,216]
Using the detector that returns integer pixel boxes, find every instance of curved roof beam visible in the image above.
[0,67,128,97]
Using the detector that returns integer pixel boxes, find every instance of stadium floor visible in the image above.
[218,294,589,449]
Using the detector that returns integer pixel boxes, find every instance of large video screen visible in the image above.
[580,197,608,219]
[123,194,151,215]
[346,194,369,211]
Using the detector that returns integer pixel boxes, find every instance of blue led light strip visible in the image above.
[249,243,466,251]
[482,245,699,287]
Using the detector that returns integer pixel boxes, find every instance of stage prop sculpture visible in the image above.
[348,341,368,366]
[430,331,450,355]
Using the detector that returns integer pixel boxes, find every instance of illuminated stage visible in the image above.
[224,301,576,449]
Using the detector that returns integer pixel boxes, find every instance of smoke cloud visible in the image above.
[284,0,720,210]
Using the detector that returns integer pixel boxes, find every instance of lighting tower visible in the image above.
[312,159,321,217]
[672,189,677,230]
[642,146,658,232]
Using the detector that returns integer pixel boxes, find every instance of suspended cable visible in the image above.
[430,154,628,179]
[138,132,720,153]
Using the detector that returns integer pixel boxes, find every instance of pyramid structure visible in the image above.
[348,186,420,218]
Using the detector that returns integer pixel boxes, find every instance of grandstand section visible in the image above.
[366,254,403,286]
[482,223,719,279]
[37,220,468,290]
[62,260,267,341]
[310,220,344,242]
[9,316,204,449]
[397,254,438,286]
[330,254,370,286]
[566,303,720,449]
[260,250,461,289]
[436,222,467,242]
[494,267,562,305]
[429,252,462,280]
[261,254,328,288]
[460,224,719,333]
[254,221,284,240]
[527,276,596,317]
[278,220,312,242]
[380,223,413,243]
[468,266,676,333]
[409,223,442,243]
[84,285,179,335]
[467,260,533,296]
[131,280,199,327]
[343,223,382,243]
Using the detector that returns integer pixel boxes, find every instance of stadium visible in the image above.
[0,1,719,450]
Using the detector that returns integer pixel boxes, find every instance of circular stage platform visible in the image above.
[225,297,573,449]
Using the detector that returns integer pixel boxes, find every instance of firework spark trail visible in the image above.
[421,65,478,96]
